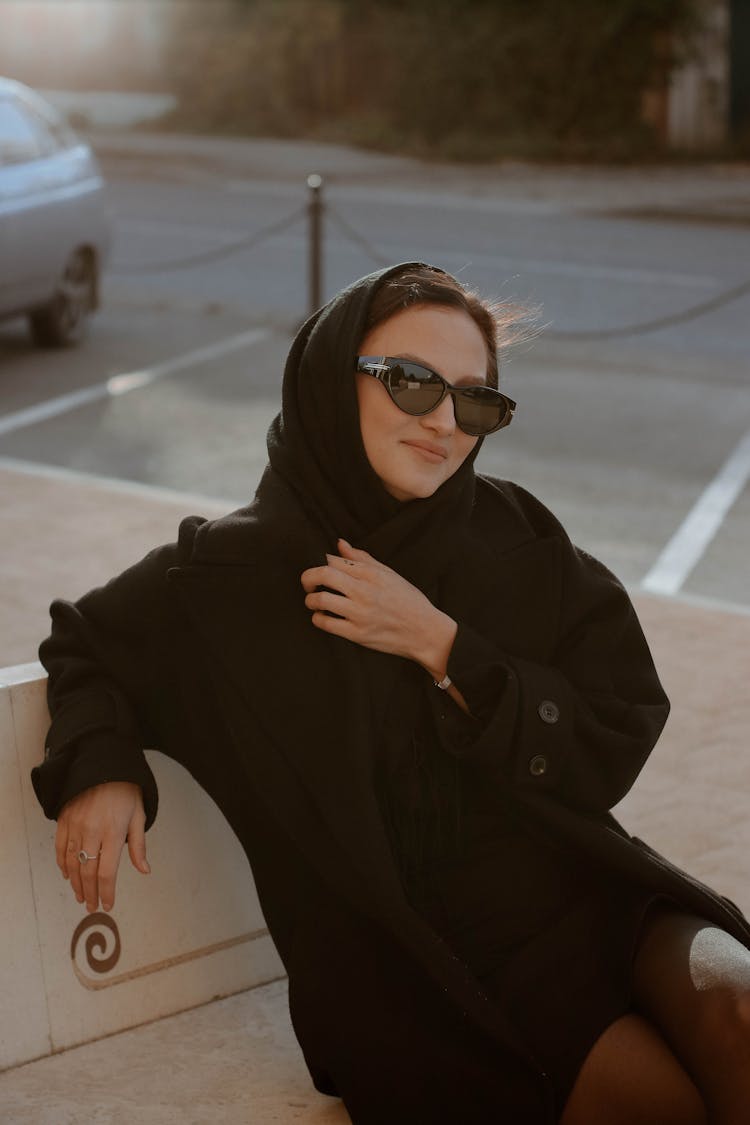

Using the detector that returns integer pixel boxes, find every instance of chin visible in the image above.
[385,476,444,502]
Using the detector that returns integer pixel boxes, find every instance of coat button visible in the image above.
[529,755,548,776]
[538,700,560,724]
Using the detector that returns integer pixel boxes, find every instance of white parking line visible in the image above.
[641,427,750,596]
[0,328,269,437]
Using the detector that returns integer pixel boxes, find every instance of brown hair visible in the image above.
[363,265,537,389]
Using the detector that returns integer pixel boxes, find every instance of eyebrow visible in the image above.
[392,353,486,386]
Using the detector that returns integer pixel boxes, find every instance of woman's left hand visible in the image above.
[300,538,456,676]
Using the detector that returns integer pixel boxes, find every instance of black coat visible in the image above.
[31,473,750,1125]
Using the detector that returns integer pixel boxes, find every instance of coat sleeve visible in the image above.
[30,515,207,831]
[431,494,670,815]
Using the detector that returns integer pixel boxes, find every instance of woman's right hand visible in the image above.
[55,781,151,914]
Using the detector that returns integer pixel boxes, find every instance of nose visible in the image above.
[420,393,456,436]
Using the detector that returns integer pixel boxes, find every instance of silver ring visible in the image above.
[78,849,100,864]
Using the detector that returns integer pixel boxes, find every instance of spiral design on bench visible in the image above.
[71,912,122,978]
[68,910,271,991]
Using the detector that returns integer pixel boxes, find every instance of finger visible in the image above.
[301,564,358,597]
[310,610,358,641]
[65,838,85,902]
[325,552,360,574]
[337,538,376,563]
[126,803,150,876]
[98,840,124,911]
[300,564,340,593]
[300,564,322,591]
[79,843,103,912]
[305,589,351,617]
[55,818,71,879]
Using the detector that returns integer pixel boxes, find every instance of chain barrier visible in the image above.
[326,203,392,268]
[109,205,306,277]
[327,199,750,340]
[547,275,750,341]
[109,175,750,339]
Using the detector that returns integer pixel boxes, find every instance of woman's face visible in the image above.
[355,304,487,502]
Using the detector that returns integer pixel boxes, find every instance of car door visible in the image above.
[0,93,69,316]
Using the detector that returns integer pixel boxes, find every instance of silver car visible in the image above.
[0,77,112,346]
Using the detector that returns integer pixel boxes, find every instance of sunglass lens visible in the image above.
[388,363,445,415]
[455,386,506,436]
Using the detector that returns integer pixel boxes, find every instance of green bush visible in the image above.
[163,0,702,160]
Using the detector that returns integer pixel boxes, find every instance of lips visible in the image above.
[403,440,448,463]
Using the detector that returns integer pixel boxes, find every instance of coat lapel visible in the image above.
[165,557,553,1085]
[166,560,409,910]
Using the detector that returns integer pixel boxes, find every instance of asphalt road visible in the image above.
[1,141,748,611]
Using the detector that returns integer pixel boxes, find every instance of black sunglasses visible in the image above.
[355,356,516,437]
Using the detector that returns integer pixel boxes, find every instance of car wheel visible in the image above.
[28,248,97,347]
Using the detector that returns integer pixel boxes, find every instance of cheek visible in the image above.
[454,433,479,465]
[355,379,378,454]
[356,376,401,450]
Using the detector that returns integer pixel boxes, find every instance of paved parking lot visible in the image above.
[1,132,748,617]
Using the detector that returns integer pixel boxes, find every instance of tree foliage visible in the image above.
[162,0,702,159]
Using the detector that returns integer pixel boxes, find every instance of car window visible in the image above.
[0,97,46,165]
[22,100,77,154]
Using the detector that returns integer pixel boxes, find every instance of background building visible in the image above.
[730,0,750,145]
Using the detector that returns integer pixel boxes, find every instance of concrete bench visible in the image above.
[2,661,285,1073]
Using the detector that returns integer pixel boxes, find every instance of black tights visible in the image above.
[560,909,750,1124]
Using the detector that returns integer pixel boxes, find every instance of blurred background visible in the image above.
[0,0,749,665]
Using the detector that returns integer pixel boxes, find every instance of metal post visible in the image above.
[307,173,323,316]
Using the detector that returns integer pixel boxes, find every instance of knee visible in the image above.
[692,988,750,1120]
[560,1014,708,1125]
[701,986,750,1074]
[737,988,750,1027]
[730,988,750,1059]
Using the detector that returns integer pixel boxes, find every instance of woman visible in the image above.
[31,263,750,1124]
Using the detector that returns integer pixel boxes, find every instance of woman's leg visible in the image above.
[632,909,750,1124]
[559,1013,707,1125]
